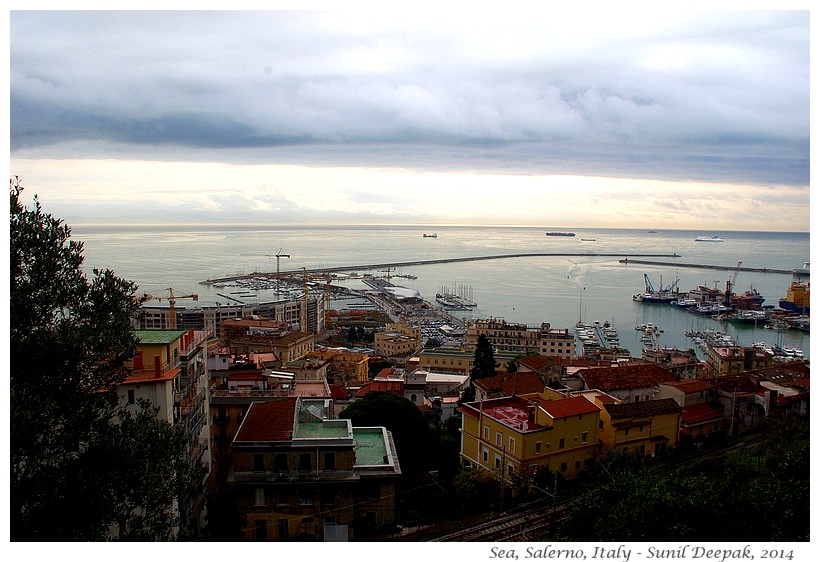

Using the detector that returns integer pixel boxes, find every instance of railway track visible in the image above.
[423,427,780,542]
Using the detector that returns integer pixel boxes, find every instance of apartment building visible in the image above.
[228,397,401,541]
[598,398,682,457]
[463,318,576,359]
[120,328,212,538]
[416,346,519,377]
[459,393,602,487]
[705,345,774,377]
[374,322,421,357]
[311,349,370,386]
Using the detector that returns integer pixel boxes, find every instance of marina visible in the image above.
[72,225,810,360]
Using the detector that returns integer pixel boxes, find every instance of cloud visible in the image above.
[8,9,811,230]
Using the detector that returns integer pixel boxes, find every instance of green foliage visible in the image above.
[471,334,497,380]
[339,391,431,475]
[554,423,810,542]
[10,179,189,540]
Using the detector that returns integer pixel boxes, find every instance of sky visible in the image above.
[7,5,812,231]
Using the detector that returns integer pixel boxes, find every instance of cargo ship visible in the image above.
[779,281,810,314]
[546,231,576,237]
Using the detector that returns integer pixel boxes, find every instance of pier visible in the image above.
[203,252,683,285]
[618,258,793,274]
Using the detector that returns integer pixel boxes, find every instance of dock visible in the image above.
[203,252,683,285]
[618,258,793,274]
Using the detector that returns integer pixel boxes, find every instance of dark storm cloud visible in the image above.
[9,9,810,187]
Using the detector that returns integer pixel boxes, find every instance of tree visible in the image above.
[339,391,430,476]
[10,178,189,540]
[470,334,497,380]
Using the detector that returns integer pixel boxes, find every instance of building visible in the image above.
[579,363,679,402]
[227,397,401,541]
[120,328,212,539]
[705,345,774,377]
[459,392,602,488]
[139,294,326,334]
[415,346,520,377]
[658,379,724,439]
[311,349,370,387]
[463,318,576,359]
[473,371,546,401]
[642,348,701,379]
[374,322,421,357]
[598,398,682,457]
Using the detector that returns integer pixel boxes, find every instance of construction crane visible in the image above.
[275,249,291,299]
[239,249,291,298]
[143,288,198,330]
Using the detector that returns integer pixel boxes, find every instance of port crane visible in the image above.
[725,261,743,305]
[143,288,198,330]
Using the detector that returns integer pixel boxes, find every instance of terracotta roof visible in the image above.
[354,379,404,397]
[713,374,762,394]
[234,398,298,442]
[375,367,395,379]
[538,395,600,419]
[660,379,714,393]
[517,355,551,371]
[581,363,677,391]
[474,371,545,396]
[604,398,682,418]
[681,402,725,426]
[329,384,349,401]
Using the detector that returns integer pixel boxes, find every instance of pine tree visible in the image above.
[470,333,497,380]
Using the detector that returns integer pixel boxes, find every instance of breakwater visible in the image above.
[618,258,793,274]
[202,252,683,284]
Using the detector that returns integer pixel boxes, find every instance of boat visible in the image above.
[581,238,596,241]
[778,281,809,314]
[633,273,680,303]
[546,232,576,237]
[732,287,765,310]
[423,233,437,238]
[695,236,724,242]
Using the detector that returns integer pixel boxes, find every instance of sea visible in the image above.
[72,224,811,360]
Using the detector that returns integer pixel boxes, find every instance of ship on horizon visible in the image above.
[546,231,576,237]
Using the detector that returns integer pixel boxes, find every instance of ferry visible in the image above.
[423,233,437,238]
[695,236,724,242]
[546,232,576,237]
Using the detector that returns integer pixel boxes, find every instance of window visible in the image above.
[255,487,265,506]
[300,492,313,505]
[483,425,490,439]
[495,432,502,446]
[635,395,641,402]
[276,454,288,472]
[639,425,644,433]
[581,431,588,444]
[255,520,268,541]
[495,457,501,469]
[507,463,514,476]
[324,452,336,471]
[535,441,542,454]
[599,420,604,430]
[127,389,135,404]
[508,437,515,454]
[578,414,583,421]
[277,519,288,539]
[482,448,489,462]
[559,438,565,449]
[253,453,264,472]
[624,428,630,436]
[300,453,311,471]
[560,462,568,472]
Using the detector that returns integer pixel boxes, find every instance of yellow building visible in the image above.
[459,393,602,487]
[311,349,370,386]
[705,345,773,377]
[374,322,421,357]
[597,397,682,457]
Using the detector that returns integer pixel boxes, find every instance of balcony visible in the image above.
[213,413,230,425]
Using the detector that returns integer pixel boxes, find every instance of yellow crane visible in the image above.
[239,249,291,298]
[143,288,198,330]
